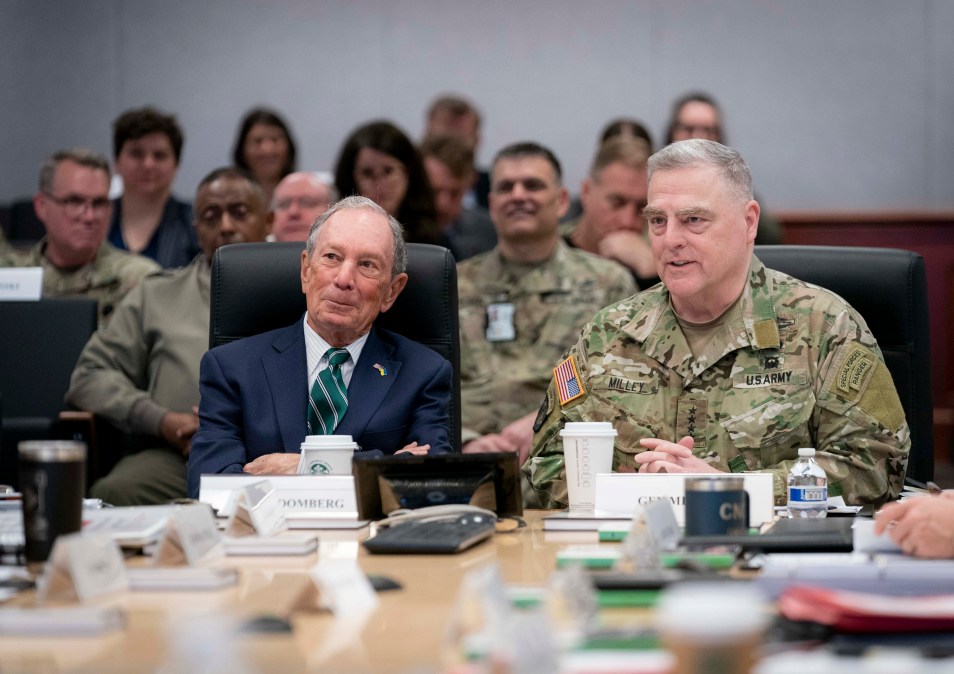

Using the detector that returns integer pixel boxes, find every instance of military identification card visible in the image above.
[486,302,516,342]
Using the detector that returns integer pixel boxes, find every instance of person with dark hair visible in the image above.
[665,92,723,145]
[600,117,654,150]
[458,142,636,461]
[232,107,298,203]
[424,94,490,209]
[334,120,440,245]
[6,148,159,325]
[664,92,782,244]
[66,168,271,505]
[420,134,496,260]
[110,106,199,269]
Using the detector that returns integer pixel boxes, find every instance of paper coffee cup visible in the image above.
[656,583,769,674]
[559,422,616,511]
[298,435,358,475]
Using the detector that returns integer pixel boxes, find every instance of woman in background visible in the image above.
[232,107,297,203]
[110,107,198,268]
[334,120,439,244]
[664,91,782,244]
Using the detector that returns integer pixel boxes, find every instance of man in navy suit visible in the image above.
[187,195,453,497]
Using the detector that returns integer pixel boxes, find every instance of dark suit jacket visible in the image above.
[187,320,453,497]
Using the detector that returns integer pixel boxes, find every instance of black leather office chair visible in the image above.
[755,245,933,484]
[0,298,98,487]
[209,241,462,451]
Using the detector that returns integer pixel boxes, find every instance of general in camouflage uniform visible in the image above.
[526,257,910,506]
[525,140,909,508]
[458,239,636,440]
[12,240,159,325]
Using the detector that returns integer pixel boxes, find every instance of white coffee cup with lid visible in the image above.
[560,422,617,511]
[297,435,358,475]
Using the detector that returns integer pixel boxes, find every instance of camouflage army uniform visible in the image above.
[13,239,159,325]
[526,256,910,507]
[458,239,637,441]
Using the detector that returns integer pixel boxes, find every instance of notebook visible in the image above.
[0,504,176,549]
[681,516,857,553]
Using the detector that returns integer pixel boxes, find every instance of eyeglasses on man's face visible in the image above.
[43,192,111,218]
[273,196,329,211]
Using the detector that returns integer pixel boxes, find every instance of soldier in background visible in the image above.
[6,148,159,325]
[458,142,636,462]
[420,134,496,261]
[66,168,271,505]
[562,137,657,287]
[526,139,909,508]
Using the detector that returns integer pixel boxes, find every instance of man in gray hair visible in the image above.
[6,148,159,325]
[526,139,910,509]
[187,196,452,497]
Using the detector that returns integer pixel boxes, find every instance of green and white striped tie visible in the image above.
[307,348,350,434]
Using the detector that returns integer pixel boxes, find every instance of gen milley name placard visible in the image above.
[595,472,775,526]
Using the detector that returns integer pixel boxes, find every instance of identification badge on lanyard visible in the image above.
[486,302,516,342]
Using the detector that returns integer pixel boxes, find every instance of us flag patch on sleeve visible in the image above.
[553,355,585,406]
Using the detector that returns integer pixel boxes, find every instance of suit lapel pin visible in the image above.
[373,363,388,376]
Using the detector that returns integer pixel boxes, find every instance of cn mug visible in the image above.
[684,476,749,536]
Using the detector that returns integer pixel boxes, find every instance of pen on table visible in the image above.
[906,478,943,494]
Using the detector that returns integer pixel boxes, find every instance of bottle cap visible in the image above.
[797,447,816,457]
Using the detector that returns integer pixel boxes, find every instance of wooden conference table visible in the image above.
[0,511,660,673]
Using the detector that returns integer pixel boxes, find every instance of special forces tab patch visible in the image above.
[836,345,876,396]
[553,354,586,406]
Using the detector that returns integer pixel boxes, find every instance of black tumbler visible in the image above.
[18,440,86,570]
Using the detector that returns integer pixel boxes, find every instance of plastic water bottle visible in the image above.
[787,447,827,518]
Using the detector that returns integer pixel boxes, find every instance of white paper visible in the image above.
[0,267,43,300]
[310,560,378,616]
[223,534,318,556]
[852,518,903,553]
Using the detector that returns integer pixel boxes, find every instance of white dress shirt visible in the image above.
[303,315,370,392]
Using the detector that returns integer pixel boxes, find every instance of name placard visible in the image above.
[226,480,285,537]
[38,533,128,604]
[0,267,43,300]
[199,475,358,520]
[152,504,223,567]
[594,472,775,526]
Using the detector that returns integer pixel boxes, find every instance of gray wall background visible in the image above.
[1,0,952,211]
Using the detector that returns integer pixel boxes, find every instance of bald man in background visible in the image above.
[269,172,334,242]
